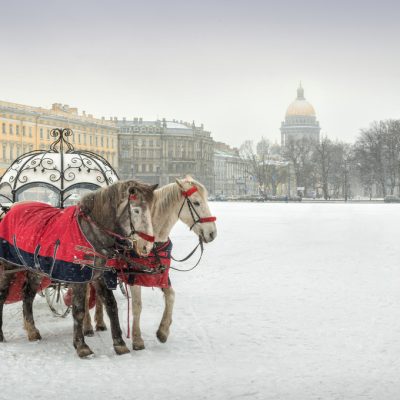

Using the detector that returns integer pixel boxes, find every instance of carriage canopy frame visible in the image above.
[0,128,119,208]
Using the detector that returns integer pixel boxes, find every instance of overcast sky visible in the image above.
[1,0,399,147]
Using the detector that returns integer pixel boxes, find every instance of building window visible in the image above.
[22,126,26,136]
[40,128,43,139]
[16,126,19,136]
[29,127,32,137]
[2,123,5,134]
[101,137,104,147]
[89,136,92,145]
[9,125,13,135]
[47,129,50,140]
[2,144,6,160]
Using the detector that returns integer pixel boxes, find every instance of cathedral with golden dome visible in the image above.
[280,84,320,146]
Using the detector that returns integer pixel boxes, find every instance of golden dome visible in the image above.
[285,84,316,117]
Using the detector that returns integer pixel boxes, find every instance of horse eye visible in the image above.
[193,201,200,206]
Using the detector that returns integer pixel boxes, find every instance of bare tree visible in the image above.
[354,120,400,197]
[282,137,315,196]
[313,136,334,200]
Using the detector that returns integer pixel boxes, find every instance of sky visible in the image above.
[1,0,400,148]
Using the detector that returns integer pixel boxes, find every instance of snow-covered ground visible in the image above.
[1,203,400,400]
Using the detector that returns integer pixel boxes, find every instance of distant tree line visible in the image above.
[240,119,400,199]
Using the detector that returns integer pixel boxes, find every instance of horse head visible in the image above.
[80,180,157,256]
[116,180,158,256]
[175,176,217,243]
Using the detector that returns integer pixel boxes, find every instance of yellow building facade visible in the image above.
[0,101,118,175]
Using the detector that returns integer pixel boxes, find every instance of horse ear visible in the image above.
[150,184,158,191]
[175,178,184,189]
[79,193,95,214]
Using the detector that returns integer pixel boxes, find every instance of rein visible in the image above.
[169,238,204,272]
[170,185,216,271]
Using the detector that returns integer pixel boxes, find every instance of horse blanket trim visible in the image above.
[105,239,172,289]
[0,202,96,285]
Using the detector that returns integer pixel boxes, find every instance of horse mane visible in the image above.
[153,178,208,215]
[80,180,155,227]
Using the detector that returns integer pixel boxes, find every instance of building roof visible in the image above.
[285,84,316,117]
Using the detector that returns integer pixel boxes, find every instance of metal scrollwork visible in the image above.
[0,128,119,207]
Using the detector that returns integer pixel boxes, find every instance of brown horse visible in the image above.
[84,177,217,350]
[0,180,157,357]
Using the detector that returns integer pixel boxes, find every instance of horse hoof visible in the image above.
[28,330,42,341]
[96,324,107,331]
[84,329,94,337]
[132,342,145,351]
[77,345,94,358]
[114,344,130,355]
[156,330,168,343]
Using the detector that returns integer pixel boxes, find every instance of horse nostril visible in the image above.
[143,245,147,253]
[209,231,214,240]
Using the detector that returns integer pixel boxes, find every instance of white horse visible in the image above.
[131,177,217,350]
[84,177,217,350]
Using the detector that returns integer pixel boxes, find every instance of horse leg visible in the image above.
[22,272,42,341]
[71,283,93,358]
[83,285,94,337]
[131,285,145,350]
[156,286,175,343]
[94,295,107,331]
[94,279,129,355]
[0,268,14,342]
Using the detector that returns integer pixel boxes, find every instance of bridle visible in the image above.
[79,194,155,249]
[177,186,217,230]
[170,185,216,271]
[125,194,155,243]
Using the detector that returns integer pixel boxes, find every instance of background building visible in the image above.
[118,118,214,190]
[214,142,257,197]
[280,84,321,146]
[0,101,118,175]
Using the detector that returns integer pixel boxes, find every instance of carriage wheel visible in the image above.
[44,283,71,318]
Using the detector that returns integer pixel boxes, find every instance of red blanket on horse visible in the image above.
[0,202,96,303]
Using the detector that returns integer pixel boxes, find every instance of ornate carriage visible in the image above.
[0,128,120,316]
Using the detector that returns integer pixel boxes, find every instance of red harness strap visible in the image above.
[137,232,155,243]
[182,186,198,197]
[181,186,217,223]
[199,216,217,223]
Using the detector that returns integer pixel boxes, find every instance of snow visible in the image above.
[1,203,400,399]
